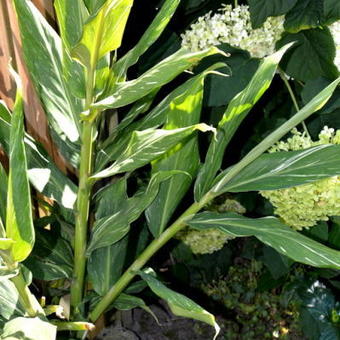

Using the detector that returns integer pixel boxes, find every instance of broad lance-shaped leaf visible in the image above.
[54,0,88,50]
[24,229,73,281]
[87,171,186,254]
[0,279,25,320]
[93,47,220,109]
[1,317,56,340]
[219,144,340,192]
[88,179,128,296]
[194,44,292,201]
[145,65,210,237]
[92,124,215,179]
[188,213,340,269]
[139,269,220,340]
[107,0,180,85]
[14,0,81,166]
[72,0,133,67]
[0,161,7,228]
[0,101,77,213]
[6,80,34,263]
[212,77,340,195]
[96,72,217,171]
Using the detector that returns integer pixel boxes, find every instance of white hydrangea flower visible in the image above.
[330,21,340,71]
[261,126,340,230]
[181,4,284,58]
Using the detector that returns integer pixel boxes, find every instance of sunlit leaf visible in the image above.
[188,213,340,269]
[6,78,34,262]
[92,124,215,179]
[72,0,133,67]
[139,269,220,340]
[194,45,291,201]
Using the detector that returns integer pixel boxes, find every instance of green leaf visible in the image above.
[96,73,214,171]
[24,229,73,281]
[194,45,291,201]
[139,269,220,340]
[92,124,215,179]
[72,0,133,67]
[0,103,77,213]
[108,0,180,83]
[323,0,340,25]
[54,0,88,50]
[188,213,340,269]
[0,279,25,320]
[284,0,323,33]
[277,28,339,82]
[145,69,206,237]
[5,81,34,263]
[13,0,81,166]
[248,0,297,28]
[87,171,184,254]
[211,77,340,194]
[0,161,7,231]
[219,144,340,192]
[88,179,128,295]
[1,317,56,340]
[0,239,14,250]
[93,47,220,109]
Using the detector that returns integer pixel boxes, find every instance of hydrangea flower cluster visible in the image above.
[177,198,246,254]
[330,21,340,71]
[181,5,284,58]
[260,127,340,229]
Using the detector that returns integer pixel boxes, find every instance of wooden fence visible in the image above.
[0,0,67,171]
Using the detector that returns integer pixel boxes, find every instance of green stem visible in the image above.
[278,68,310,137]
[89,193,214,322]
[11,271,43,317]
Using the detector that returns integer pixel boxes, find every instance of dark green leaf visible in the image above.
[139,269,220,340]
[93,47,220,109]
[194,45,290,200]
[92,124,214,179]
[188,212,340,269]
[146,66,222,237]
[220,145,340,192]
[24,229,73,281]
[277,28,339,82]
[248,0,297,28]
[1,317,56,340]
[284,0,323,33]
[6,79,34,262]
[87,171,185,254]
[14,0,81,166]
[323,0,340,24]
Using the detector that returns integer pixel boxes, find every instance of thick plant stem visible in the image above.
[70,121,95,312]
[11,271,43,317]
[90,193,214,322]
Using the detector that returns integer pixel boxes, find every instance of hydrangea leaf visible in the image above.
[284,0,323,33]
[188,212,340,269]
[323,0,340,25]
[277,28,339,82]
[139,269,220,340]
[248,0,297,28]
